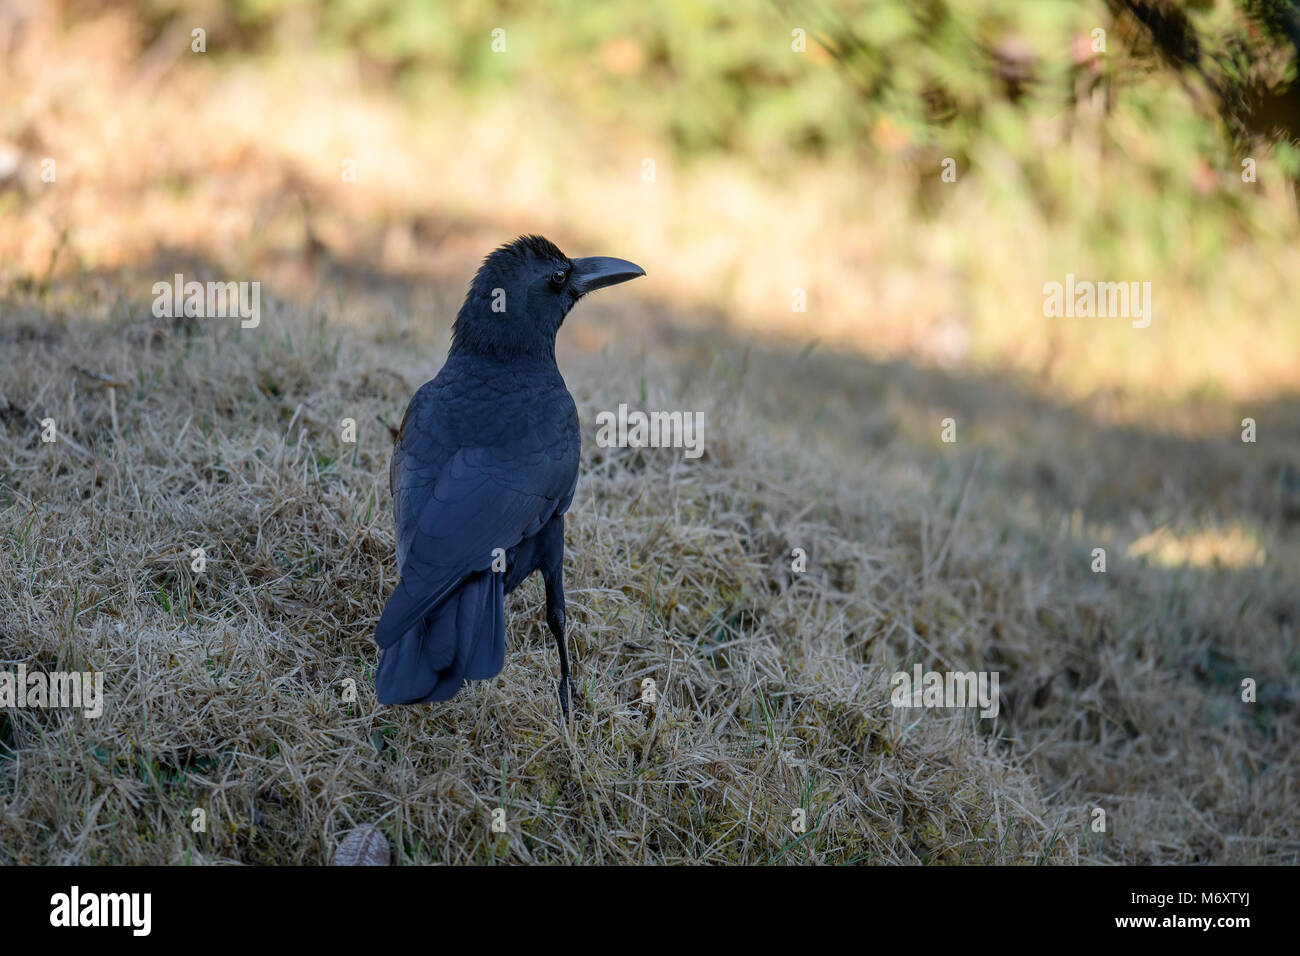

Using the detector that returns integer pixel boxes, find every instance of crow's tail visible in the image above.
[374,570,505,705]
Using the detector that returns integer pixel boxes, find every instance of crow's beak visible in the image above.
[570,256,645,295]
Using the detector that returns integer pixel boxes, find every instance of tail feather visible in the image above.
[375,571,505,704]
[464,574,506,680]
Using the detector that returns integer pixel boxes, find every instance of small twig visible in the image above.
[73,365,127,435]
[376,414,399,444]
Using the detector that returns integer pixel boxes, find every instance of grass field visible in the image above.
[1,2,1298,864]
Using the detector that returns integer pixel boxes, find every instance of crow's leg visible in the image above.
[540,516,571,722]
[544,570,571,722]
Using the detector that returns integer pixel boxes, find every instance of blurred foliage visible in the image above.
[116,1,1298,161]
[70,0,1300,275]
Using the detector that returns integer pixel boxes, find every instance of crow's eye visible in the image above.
[550,269,569,288]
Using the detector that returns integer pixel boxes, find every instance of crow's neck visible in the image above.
[449,313,558,366]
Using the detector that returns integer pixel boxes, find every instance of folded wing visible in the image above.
[375,441,577,649]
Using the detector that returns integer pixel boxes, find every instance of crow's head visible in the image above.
[451,235,644,358]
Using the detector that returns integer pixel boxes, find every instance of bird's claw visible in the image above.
[558,675,574,724]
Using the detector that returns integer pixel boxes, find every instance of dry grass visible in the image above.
[1,5,1297,865]
[2,267,1296,863]
[0,282,1072,864]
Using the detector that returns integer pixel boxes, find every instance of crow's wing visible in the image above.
[376,399,578,648]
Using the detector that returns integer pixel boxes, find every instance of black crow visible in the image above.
[373,235,644,719]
